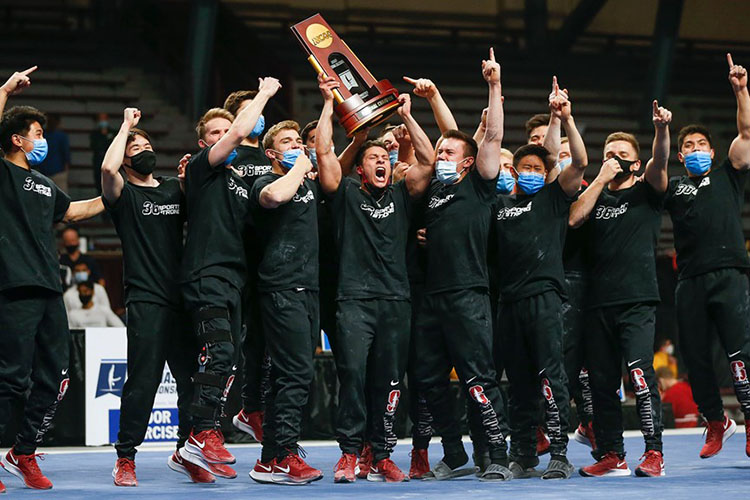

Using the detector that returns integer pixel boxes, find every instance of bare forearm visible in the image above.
[569,178,604,227]
[737,88,750,138]
[64,197,105,222]
[0,90,8,118]
[543,115,561,160]
[401,113,433,167]
[483,83,503,147]
[428,92,458,134]
[562,116,587,169]
[260,166,308,208]
[317,101,342,193]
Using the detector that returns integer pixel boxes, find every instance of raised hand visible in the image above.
[318,73,340,102]
[1,66,37,96]
[403,76,438,99]
[258,76,282,97]
[482,47,501,84]
[392,161,410,183]
[392,124,412,148]
[727,53,747,93]
[598,157,623,183]
[652,100,672,128]
[293,149,313,174]
[123,108,141,129]
[177,153,191,180]
[396,93,412,118]
[548,76,571,120]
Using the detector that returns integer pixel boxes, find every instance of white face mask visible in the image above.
[664,344,674,355]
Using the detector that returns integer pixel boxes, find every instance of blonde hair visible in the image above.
[262,120,300,150]
[604,131,640,157]
[196,108,234,141]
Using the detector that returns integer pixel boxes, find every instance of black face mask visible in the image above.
[65,245,78,254]
[613,155,638,179]
[126,150,156,176]
[79,293,93,306]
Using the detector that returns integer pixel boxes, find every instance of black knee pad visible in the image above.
[194,307,232,344]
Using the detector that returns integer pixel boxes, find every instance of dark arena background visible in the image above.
[1,0,750,498]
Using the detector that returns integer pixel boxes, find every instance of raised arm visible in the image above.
[403,76,458,134]
[64,197,105,222]
[337,128,368,175]
[727,53,750,170]
[556,84,589,197]
[259,154,313,209]
[101,108,140,202]
[400,94,435,198]
[209,77,281,167]
[475,47,503,180]
[393,124,417,165]
[568,159,621,228]
[315,74,343,195]
[644,100,672,192]
[473,108,488,145]
[0,66,36,117]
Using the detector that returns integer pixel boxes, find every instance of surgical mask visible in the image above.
[98,120,109,129]
[277,148,304,170]
[436,159,467,185]
[74,271,89,283]
[126,150,156,175]
[496,170,516,194]
[224,149,238,167]
[517,172,545,194]
[556,157,572,171]
[684,151,712,175]
[388,150,399,167]
[248,114,265,139]
[17,135,48,165]
[65,245,78,254]
[308,149,318,168]
[79,293,93,306]
[664,344,674,355]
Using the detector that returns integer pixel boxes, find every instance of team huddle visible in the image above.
[0,48,749,492]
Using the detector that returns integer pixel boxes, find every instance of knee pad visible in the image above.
[194,307,232,344]
[190,370,235,419]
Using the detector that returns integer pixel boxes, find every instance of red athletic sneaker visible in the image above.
[409,448,430,480]
[272,453,323,485]
[700,416,736,459]
[249,459,275,484]
[167,451,216,483]
[635,450,664,477]
[1,450,52,489]
[357,443,372,479]
[0,478,4,494]
[207,462,237,479]
[536,427,550,456]
[579,452,631,477]
[746,424,750,457]
[573,422,597,449]
[112,457,137,487]
[333,453,358,483]
[183,429,236,465]
[368,458,409,482]
[233,409,264,443]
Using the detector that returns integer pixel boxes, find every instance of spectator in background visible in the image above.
[36,113,70,192]
[653,338,678,378]
[59,225,105,286]
[67,280,123,328]
[525,113,550,145]
[63,261,110,311]
[656,367,699,428]
[90,112,116,193]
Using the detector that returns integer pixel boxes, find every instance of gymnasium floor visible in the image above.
[2,428,748,499]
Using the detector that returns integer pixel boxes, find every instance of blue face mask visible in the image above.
[436,159,468,185]
[308,149,318,168]
[98,120,109,129]
[557,157,572,171]
[388,149,399,167]
[684,151,712,175]
[279,148,304,170]
[223,149,238,167]
[517,172,545,194]
[248,114,265,139]
[496,170,516,194]
[18,136,48,165]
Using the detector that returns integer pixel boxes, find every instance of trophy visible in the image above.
[291,14,400,136]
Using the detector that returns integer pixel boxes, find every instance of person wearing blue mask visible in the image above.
[248,119,322,485]
[492,79,587,480]
[413,48,512,483]
[0,67,104,493]
[664,53,750,461]
[179,77,281,478]
[570,101,673,478]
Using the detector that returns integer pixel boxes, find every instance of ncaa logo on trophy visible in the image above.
[291,14,400,136]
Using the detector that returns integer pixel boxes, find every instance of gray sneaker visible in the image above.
[541,459,575,480]
[509,461,542,479]
[422,460,478,481]
[472,450,491,477]
[478,463,513,482]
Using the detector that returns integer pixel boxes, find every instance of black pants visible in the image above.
[406,281,432,450]
[181,276,243,431]
[259,289,319,461]
[414,288,508,462]
[563,273,593,426]
[335,298,410,462]
[115,301,198,458]
[676,268,750,421]
[0,287,70,455]
[499,291,569,459]
[586,302,663,456]
[241,288,270,414]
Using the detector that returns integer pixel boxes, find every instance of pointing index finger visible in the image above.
[403,76,418,85]
[728,53,735,69]
[653,100,659,114]
[489,47,495,62]
[20,66,37,76]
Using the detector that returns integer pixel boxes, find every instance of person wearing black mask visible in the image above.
[100,108,214,486]
[569,102,673,478]
[60,225,105,286]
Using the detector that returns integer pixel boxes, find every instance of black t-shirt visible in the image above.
[331,177,412,300]
[0,158,71,293]
[105,177,184,307]
[181,147,250,290]
[586,181,665,308]
[494,179,573,302]
[318,196,339,292]
[406,198,427,286]
[250,173,320,292]
[233,144,272,190]
[423,169,497,294]
[664,159,750,279]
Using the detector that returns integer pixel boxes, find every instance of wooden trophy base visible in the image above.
[335,80,400,136]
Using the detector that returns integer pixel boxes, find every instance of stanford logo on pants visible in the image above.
[469,385,489,405]
[542,378,553,401]
[386,390,401,413]
[731,360,748,382]
[57,377,70,402]
[630,368,648,392]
